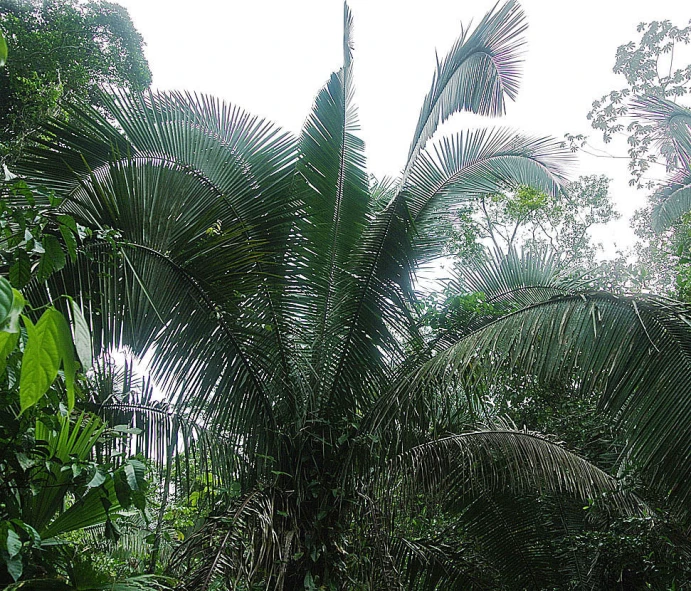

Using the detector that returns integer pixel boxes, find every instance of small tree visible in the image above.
[444,175,618,270]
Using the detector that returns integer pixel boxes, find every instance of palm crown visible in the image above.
[14,1,691,588]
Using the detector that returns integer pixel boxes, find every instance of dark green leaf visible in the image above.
[87,469,107,489]
[0,30,7,68]
[6,555,22,582]
[6,529,21,558]
[69,299,92,370]
[0,332,18,376]
[124,462,139,491]
[0,277,13,326]
[56,214,78,233]
[54,310,76,411]
[114,472,131,509]
[9,251,31,289]
[59,224,78,262]
[15,452,34,471]
[37,235,66,281]
[3,289,25,334]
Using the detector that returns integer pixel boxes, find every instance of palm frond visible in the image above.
[33,242,282,471]
[295,2,371,410]
[425,248,588,351]
[406,129,572,264]
[375,430,637,589]
[459,247,590,310]
[456,493,587,590]
[383,430,631,514]
[170,490,297,591]
[387,534,495,590]
[403,0,527,180]
[650,170,691,231]
[379,293,691,512]
[18,90,309,463]
[324,133,572,413]
[88,356,241,494]
[630,95,691,169]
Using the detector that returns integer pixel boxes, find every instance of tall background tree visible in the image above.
[0,0,151,164]
[442,175,618,269]
[567,17,691,297]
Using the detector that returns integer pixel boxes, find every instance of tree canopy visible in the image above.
[0,0,151,163]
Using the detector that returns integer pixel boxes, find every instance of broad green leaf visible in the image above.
[41,483,119,539]
[11,521,40,548]
[56,214,78,233]
[6,529,21,558]
[124,462,139,491]
[87,469,107,489]
[0,30,7,68]
[0,277,13,326]
[69,299,92,369]
[126,460,147,513]
[112,425,142,435]
[114,472,132,509]
[9,251,31,288]
[0,331,19,376]
[14,452,34,471]
[37,235,66,281]
[6,555,22,582]
[19,309,62,413]
[54,310,76,411]
[58,224,78,262]
[4,290,25,334]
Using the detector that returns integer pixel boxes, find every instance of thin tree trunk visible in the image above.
[148,417,178,573]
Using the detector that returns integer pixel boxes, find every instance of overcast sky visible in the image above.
[116,0,691,256]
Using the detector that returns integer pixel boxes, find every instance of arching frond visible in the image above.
[380,294,691,511]
[630,95,691,169]
[383,431,631,512]
[325,133,572,412]
[425,248,588,351]
[458,247,590,310]
[370,430,636,590]
[406,129,571,264]
[403,0,527,179]
[169,491,297,591]
[650,170,691,231]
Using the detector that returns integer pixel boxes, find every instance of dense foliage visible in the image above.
[1,1,690,589]
[0,0,151,163]
[442,175,618,269]
[568,16,691,298]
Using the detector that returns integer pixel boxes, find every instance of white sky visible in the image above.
[117,0,691,257]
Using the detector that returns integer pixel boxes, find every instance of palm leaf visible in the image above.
[382,430,631,512]
[295,3,371,410]
[382,294,691,512]
[630,95,691,169]
[170,490,297,591]
[403,0,527,181]
[406,129,571,264]
[326,132,572,417]
[650,170,691,231]
[630,96,691,230]
[375,430,637,589]
[426,248,588,351]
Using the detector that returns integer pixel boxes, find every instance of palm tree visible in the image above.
[630,95,691,231]
[13,1,691,588]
